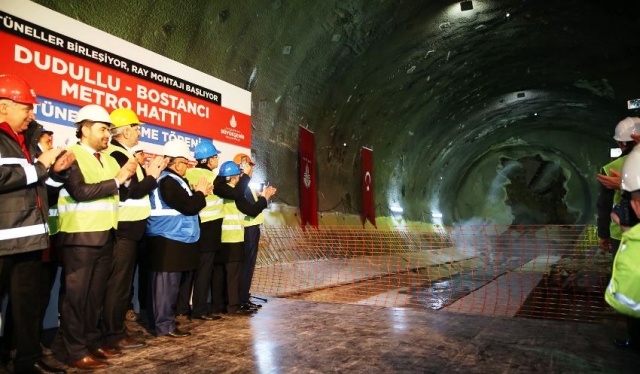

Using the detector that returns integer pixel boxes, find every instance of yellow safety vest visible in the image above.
[185,167,223,222]
[606,223,640,318]
[106,143,151,222]
[48,205,59,235]
[603,156,627,240]
[221,183,245,243]
[58,144,119,233]
[244,188,264,227]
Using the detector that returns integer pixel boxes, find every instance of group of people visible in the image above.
[597,117,640,351]
[0,73,276,373]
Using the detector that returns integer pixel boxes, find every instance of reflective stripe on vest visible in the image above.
[146,171,200,243]
[58,144,119,233]
[0,156,38,185]
[185,167,223,222]
[0,224,48,240]
[605,226,640,318]
[48,205,59,235]
[603,156,627,240]
[244,188,264,227]
[221,190,245,243]
[107,144,151,222]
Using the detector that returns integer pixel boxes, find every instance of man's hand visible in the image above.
[115,158,137,185]
[51,150,75,173]
[242,163,253,177]
[261,185,277,200]
[37,148,65,169]
[597,169,621,190]
[194,176,213,195]
[145,155,168,179]
[599,238,611,252]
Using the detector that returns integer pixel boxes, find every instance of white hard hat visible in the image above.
[163,139,194,161]
[75,104,112,125]
[621,148,640,192]
[613,117,640,142]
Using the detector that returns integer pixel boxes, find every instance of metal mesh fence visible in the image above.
[251,224,616,322]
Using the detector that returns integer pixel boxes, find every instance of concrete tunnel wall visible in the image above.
[32,0,640,226]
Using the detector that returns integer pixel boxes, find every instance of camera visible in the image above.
[628,98,640,110]
[612,197,640,227]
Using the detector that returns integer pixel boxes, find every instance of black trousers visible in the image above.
[241,226,260,303]
[191,251,216,316]
[103,236,138,345]
[176,271,194,315]
[61,243,112,362]
[0,251,43,371]
[212,242,244,313]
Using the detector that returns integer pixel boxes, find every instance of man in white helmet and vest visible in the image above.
[146,139,211,338]
[606,147,640,350]
[0,74,72,374]
[178,140,224,321]
[597,117,640,255]
[57,104,137,370]
[211,160,275,315]
[101,108,168,351]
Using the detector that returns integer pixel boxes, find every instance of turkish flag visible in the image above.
[361,147,376,227]
[299,126,318,226]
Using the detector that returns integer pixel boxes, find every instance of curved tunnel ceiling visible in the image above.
[34,0,640,224]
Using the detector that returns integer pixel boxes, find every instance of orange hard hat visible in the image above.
[0,74,39,104]
[233,153,255,166]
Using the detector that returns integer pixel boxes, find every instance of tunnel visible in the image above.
[31,0,640,226]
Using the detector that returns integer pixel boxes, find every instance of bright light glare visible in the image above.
[390,206,404,213]
[610,148,622,158]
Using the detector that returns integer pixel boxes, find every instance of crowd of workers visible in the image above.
[597,117,640,351]
[0,73,276,373]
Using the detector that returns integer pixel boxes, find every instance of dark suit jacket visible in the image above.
[57,148,127,248]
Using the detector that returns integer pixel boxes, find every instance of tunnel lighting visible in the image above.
[460,1,473,11]
[610,148,622,158]
[432,212,443,218]
[390,206,404,214]
[506,12,510,18]
[343,142,347,147]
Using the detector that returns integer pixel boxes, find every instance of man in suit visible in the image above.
[57,104,137,370]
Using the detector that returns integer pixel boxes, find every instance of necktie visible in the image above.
[93,152,103,167]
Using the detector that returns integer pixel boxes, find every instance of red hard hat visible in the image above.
[0,74,39,104]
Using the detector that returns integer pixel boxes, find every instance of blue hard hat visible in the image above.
[219,161,242,177]
[194,141,221,160]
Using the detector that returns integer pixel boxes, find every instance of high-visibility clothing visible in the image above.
[606,223,640,318]
[221,183,245,243]
[58,144,119,233]
[107,143,151,222]
[185,167,223,222]
[603,156,627,240]
[243,188,264,227]
[147,171,200,243]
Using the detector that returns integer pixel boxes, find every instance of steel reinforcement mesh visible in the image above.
[251,224,617,322]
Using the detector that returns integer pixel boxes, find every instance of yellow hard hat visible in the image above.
[110,108,142,128]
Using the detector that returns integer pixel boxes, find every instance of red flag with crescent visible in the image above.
[361,147,376,227]
[299,126,318,226]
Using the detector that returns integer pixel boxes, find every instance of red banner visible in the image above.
[361,147,376,227]
[299,126,317,226]
[0,31,251,148]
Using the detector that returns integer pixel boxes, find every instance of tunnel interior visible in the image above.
[31,0,640,226]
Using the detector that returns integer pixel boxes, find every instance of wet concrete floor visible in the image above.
[8,297,638,373]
